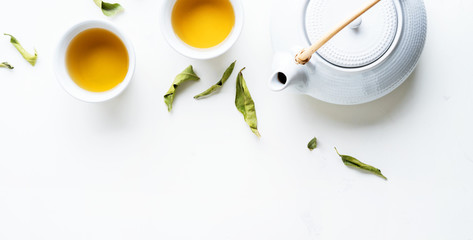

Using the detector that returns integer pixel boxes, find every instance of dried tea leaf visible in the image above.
[235,68,260,138]
[0,62,14,69]
[194,61,235,99]
[164,65,200,112]
[307,137,317,151]
[335,147,387,180]
[94,0,124,17]
[4,34,37,66]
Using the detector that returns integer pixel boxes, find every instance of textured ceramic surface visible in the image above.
[270,0,427,105]
[306,0,398,68]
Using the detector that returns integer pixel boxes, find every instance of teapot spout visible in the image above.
[269,53,309,92]
[269,50,308,92]
[269,71,290,91]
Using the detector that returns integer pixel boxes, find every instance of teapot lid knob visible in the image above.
[349,17,362,29]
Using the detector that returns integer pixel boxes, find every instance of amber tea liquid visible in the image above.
[171,0,235,48]
[66,28,129,92]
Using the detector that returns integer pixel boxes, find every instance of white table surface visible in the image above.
[1,0,472,239]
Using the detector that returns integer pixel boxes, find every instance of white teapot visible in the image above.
[269,0,427,105]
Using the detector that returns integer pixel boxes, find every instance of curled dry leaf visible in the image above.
[307,137,317,151]
[4,34,37,66]
[0,62,14,69]
[194,61,236,99]
[335,147,387,180]
[164,65,200,112]
[93,0,124,16]
[235,68,260,138]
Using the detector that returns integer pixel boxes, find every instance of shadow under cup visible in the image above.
[55,20,135,103]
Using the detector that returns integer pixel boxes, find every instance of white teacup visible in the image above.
[54,20,135,102]
[161,0,244,60]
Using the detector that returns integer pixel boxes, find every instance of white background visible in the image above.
[1,0,472,239]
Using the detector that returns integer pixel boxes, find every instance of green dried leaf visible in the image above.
[194,61,236,99]
[335,147,387,180]
[164,65,200,112]
[307,137,317,151]
[4,34,37,66]
[0,62,14,69]
[235,68,260,138]
[94,0,124,17]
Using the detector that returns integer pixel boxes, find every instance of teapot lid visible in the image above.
[305,0,398,68]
